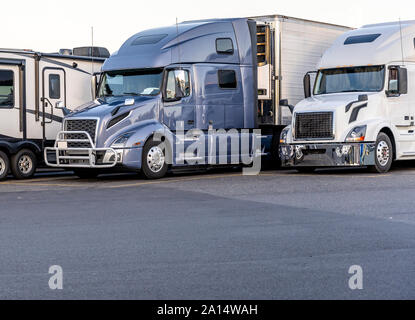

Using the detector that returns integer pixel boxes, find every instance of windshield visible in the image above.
[314,66,385,95]
[97,69,163,98]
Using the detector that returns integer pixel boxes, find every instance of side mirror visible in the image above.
[386,66,408,97]
[280,99,294,114]
[91,75,97,99]
[55,101,64,109]
[55,101,70,116]
[303,73,311,98]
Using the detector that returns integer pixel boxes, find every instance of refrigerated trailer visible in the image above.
[280,20,415,173]
[45,15,350,179]
[0,48,107,180]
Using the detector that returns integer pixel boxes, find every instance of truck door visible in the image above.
[42,68,66,142]
[0,64,22,140]
[162,68,195,131]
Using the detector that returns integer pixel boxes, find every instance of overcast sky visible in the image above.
[2,0,415,53]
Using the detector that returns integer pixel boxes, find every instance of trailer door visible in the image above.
[42,68,66,142]
[0,64,22,139]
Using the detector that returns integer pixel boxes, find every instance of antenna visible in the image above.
[399,18,405,65]
[91,26,94,75]
[176,17,181,68]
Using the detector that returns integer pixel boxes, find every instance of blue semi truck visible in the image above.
[44,16,350,179]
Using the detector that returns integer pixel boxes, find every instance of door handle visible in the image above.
[187,120,194,125]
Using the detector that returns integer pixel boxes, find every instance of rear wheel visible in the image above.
[0,151,10,181]
[141,138,168,179]
[73,169,100,179]
[10,149,37,179]
[370,133,393,173]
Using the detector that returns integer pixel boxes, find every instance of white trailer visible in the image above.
[251,15,351,126]
[0,48,107,180]
[280,20,415,173]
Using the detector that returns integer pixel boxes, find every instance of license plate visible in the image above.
[58,141,68,149]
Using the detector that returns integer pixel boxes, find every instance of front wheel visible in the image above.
[370,133,393,173]
[10,149,37,179]
[141,138,168,179]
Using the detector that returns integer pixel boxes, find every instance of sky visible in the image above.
[1,0,415,54]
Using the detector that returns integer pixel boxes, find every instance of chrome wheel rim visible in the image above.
[18,155,33,174]
[147,146,165,173]
[377,141,390,167]
[0,157,6,176]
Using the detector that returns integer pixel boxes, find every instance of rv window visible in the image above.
[216,38,234,54]
[49,74,61,99]
[218,70,237,89]
[165,69,190,100]
[0,70,14,108]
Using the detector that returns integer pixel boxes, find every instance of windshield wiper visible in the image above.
[339,90,365,93]
[123,92,141,96]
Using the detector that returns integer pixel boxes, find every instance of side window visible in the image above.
[165,69,190,100]
[49,74,61,99]
[216,38,234,54]
[0,70,14,108]
[218,70,237,89]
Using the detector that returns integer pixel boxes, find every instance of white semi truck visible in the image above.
[280,20,415,173]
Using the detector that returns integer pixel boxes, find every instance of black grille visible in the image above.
[295,112,333,140]
[65,119,97,148]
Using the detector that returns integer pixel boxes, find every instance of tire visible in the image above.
[296,167,315,173]
[73,169,100,179]
[141,137,168,179]
[10,149,37,179]
[0,151,10,181]
[370,133,393,173]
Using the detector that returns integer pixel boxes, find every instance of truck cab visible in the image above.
[280,20,415,173]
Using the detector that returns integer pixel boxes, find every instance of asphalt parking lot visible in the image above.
[0,164,415,299]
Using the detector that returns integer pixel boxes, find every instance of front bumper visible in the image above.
[44,131,118,168]
[280,142,376,167]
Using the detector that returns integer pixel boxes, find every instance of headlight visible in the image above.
[346,125,367,142]
[111,132,134,148]
[280,127,290,144]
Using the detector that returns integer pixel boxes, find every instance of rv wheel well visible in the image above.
[379,127,396,160]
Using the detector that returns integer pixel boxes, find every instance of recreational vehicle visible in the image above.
[280,20,415,173]
[0,47,108,180]
[44,16,350,179]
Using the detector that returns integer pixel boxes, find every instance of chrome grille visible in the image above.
[65,119,97,148]
[295,112,333,140]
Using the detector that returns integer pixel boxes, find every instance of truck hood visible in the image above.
[294,92,378,114]
[65,95,161,147]
[68,95,159,118]
[291,92,383,143]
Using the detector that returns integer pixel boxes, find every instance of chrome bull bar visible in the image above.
[44,131,118,168]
